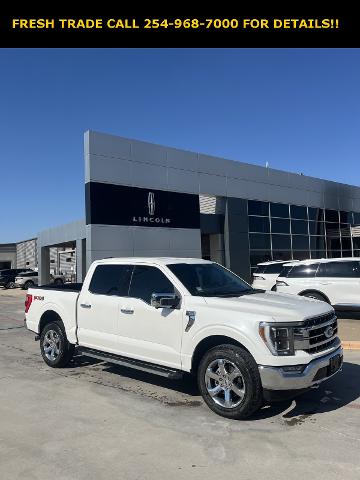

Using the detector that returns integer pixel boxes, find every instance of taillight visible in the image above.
[25,294,33,313]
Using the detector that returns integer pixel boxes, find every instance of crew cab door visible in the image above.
[77,264,132,354]
[117,265,183,369]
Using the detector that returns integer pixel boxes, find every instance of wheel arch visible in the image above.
[191,335,252,374]
[39,310,64,334]
[298,289,330,303]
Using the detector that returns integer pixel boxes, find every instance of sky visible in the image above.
[0,48,359,243]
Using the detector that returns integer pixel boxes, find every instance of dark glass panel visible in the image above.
[327,237,341,250]
[272,251,292,261]
[249,234,271,250]
[341,237,352,250]
[292,251,311,260]
[271,218,290,234]
[290,205,308,220]
[308,207,324,221]
[353,237,360,249]
[270,203,289,218]
[310,236,326,250]
[271,234,291,250]
[250,251,272,266]
[310,251,327,259]
[291,220,308,235]
[339,211,353,223]
[248,200,269,216]
[292,235,310,250]
[325,209,339,222]
[353,212,360,224]
[325,222,340,236]
[248,216,270,233]
[327,250,342,258]
[308,221,325,235]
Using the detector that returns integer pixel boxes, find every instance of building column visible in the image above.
[39,246,51,285]
[224,198,251,282]
[76,238,86,283]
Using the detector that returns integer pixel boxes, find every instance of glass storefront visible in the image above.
[248,200,360,274]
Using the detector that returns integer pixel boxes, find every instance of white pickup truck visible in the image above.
[25,257,343,419]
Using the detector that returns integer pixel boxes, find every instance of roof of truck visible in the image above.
[94,257,213,266]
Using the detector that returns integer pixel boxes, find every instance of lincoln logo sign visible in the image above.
[132,191,171,225]
[148,192,155,216]
[86,182,200,229]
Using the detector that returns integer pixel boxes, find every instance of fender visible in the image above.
[182,324,264,371]
[35,301,77,343]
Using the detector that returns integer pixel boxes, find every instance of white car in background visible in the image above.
[252,260,298,291]
[275,257,360,310]
[15,272,66,290]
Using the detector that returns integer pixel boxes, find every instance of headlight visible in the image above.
[259,322,295,356]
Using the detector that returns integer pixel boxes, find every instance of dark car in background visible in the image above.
[0,268,33,289]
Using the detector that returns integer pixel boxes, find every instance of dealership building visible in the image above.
[2,130,360,284]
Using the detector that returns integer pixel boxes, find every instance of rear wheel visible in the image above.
[302,291,328,302]
[24,280,34,290]
[40,322,74,368]
[198,344,263,420]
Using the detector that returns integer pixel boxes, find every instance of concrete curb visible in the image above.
[342,341,360,350]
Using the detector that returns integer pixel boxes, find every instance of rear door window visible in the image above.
[89,264,133,296]
[317,261,360,278]
[287,264,319,278]
[264,263,287,274]
[254,265,267,274]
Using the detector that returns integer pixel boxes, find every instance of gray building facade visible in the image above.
[22,130,360,285]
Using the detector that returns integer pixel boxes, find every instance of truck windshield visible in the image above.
[167,263,253,297]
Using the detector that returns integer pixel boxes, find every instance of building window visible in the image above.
[248,216,270,233]
[270,203,289,218]
[308,207,324,221]
[271,234,291,250]
[248,200,269,216]
[249,233,271,250]
[325,209,339,222]
[292,235,310,250]
[271,218,290,234]
[290,205,308,220]
[291,220,308,235]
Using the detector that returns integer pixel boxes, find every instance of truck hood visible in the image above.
[203,291,333,322]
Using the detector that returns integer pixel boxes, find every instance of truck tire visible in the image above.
[40,321,74,368]
[24,281,34,290]
[198,344,263,420]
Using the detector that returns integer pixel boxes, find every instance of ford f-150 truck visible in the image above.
[25,257,343,419]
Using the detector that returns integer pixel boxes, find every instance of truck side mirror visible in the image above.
[151,293,179,309]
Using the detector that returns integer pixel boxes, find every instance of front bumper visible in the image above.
[258,345,343,390]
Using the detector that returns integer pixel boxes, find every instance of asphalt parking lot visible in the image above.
[0,288,359,480]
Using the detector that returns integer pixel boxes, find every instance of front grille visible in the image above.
[295,312,339,354]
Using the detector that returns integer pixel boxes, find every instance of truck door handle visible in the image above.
[121,308,134,314]
[80,303,92,309]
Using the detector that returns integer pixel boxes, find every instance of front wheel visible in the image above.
[198,344,263,420]
[40,322,74,368]
[4,281,15,289]
[24,280,34,290]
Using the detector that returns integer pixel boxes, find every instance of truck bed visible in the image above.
[32,283,83,292]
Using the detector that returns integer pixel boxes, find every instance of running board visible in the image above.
[77,347,183,380]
